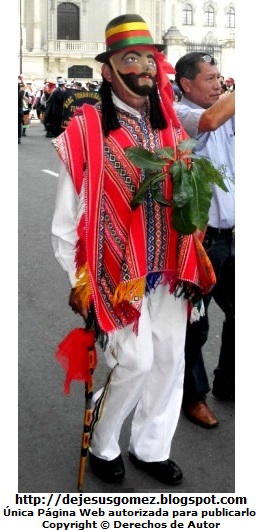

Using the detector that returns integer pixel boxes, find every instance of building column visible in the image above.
[163,26,186,68]
[162,0,178,31]
[80,0,89,41]
[20,0,27,51]
[49,0,56,41]
[33,0,42,50]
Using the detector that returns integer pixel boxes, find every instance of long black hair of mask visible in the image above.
[99,78,167,137]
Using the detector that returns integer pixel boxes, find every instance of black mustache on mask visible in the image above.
[120,72,154,81]
[117,70,156,96]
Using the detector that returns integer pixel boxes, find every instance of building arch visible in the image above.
[57,2,80,40]
[182,3,194,25]
[225,4,235,28]
[203,3,215,26]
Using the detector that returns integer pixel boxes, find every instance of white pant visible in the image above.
[89,284,187,462]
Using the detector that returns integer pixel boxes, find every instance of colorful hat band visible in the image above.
[105,21,154,52]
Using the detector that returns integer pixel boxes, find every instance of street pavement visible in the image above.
[18,119,234,494]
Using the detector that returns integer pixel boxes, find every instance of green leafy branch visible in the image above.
[125,139,228,235]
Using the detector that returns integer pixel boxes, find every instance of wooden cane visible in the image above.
[77,351,95,491]
[55,326,97,490]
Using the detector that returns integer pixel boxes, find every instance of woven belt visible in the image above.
[206,226,235,238]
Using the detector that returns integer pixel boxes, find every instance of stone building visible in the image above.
[19,0,235,85]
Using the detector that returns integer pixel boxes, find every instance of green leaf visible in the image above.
[124,147,166,170]
[171,158,213,233]
[171,160,193,208]
[150,176,172,207]
[177,138,198,153]
[130,194,145,209]
[151,189,172,207]
[155,147,175,160]
[130,170,164,209]
[150,171,169,186]
[125,143,229,234]
[172,204,197,234]
[189,169,213,230]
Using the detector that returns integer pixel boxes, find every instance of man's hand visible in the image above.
[69,288,88,320]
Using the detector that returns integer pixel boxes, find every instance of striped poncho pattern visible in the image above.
[55,103,215,335]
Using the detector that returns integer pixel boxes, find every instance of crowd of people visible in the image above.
[18,13,235,488]
[18,75,100,143]
[18,76,36,143]
[18,71,234,145]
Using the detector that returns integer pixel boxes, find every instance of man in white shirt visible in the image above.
[174,52,235,429]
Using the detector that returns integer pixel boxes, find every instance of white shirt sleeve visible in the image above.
[51,161,82,287]
[174,103,203,138]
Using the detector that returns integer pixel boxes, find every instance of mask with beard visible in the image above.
[115,71,156,96]
[109,49,157,98]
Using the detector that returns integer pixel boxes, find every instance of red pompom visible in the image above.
[55,328,97,394]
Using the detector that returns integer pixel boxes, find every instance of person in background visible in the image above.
[20,88,31,137]
[51,15,215,486]
[42,80,57,137]
[170,79,182,102]
[24,82,35,113]
[18,73,25,85]
[73,81,86,91]
[174,52,235,429]
[40,81,53,126]
[50,77,67,137]
[18,85,24,144]
[219,75,228,96]
[225,77,235,92]
[33,87,44,120]
[86,80,100,92]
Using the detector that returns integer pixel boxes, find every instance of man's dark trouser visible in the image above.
[183,227,235,404]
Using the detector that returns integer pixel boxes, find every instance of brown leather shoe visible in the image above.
[183,400,219,429]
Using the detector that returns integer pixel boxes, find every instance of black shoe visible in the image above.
[89,452,125,483]
[212,370,235,400]
[212,387,235,400]
[18,139,21,144]
[129,452,182,485]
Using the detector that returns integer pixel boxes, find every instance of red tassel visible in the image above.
[55,328,97,394]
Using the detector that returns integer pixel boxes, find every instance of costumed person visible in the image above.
[51,15,215,486]
[174,52,235,428]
